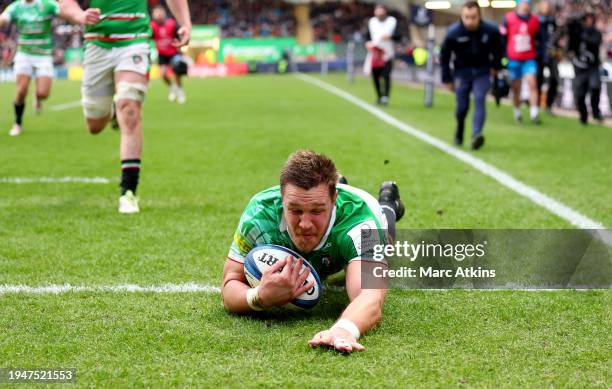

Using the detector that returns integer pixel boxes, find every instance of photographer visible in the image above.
[566,12,603,125]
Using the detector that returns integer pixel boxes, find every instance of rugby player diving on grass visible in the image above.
[221,150,405,353]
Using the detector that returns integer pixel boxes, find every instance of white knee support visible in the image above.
[114,82,147,103]
[82,95,113,119]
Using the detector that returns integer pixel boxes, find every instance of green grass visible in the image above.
[0,74,610,387]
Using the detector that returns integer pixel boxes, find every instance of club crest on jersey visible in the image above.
[321,254,331,269]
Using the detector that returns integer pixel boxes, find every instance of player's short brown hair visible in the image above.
[462,1,481,15]
[280,150,338,198]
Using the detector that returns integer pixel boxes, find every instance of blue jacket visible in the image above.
[440,20,503,83]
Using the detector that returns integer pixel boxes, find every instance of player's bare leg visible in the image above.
[511,79,522,123]
[34,76,52,114]
[525,75,540,123]
[175,74,186,104]
[162,65,177,102]
[85,114,111,135]
[10,74,30,136]
[115,70,147,214]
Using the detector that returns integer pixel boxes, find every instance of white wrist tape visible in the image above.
[246,286,264,311]
[332,319,361,339]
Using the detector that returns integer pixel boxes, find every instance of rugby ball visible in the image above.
[244,244,322,310]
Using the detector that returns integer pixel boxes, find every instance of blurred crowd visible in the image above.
[0,0,609,65]
[553,0,612,59]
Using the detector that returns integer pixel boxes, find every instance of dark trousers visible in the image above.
[537,56,559,109]
[372,60,393,99]
[573,66,601,123]
[454,70,491,140]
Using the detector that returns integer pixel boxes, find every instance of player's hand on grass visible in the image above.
[173,26,191,47]
[308,327,366,353]
[445,82,455,92]
[257,256,313,308]
[79,8,100,25]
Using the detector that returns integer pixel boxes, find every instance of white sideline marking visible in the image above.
[0,283,603,295]
[0,177,110,184]
[0,283,221,295]
[48,100,81,111]
[296,74,608,232]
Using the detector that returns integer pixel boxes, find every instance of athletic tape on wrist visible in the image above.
[332,318,361,339]
[246,286,264,311]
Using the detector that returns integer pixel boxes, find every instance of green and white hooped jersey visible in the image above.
[228,184,388,279]
[84,0,151,49]
[2,0,59,56]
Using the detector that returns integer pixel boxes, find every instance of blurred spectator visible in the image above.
[365,4,399,106]
[536,0,560,114]
[501,0,542,124]
[566,12,604,124]
[440,1,503,150]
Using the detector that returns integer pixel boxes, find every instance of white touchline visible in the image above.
[0,283,221,294]
[48,100,82,112]
[296,74,610,236]
[0,283,602,294]
[0,177,111,184]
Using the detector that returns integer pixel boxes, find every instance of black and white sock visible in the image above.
[14,101,25,125]
[120,159,141,195]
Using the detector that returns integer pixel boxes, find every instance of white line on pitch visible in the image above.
[0,283,604,295]
[0,177,111,184]
[48,100,81,111]
[0,283,221,295]
[296,74,608,233]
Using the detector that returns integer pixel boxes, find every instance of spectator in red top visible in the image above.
[501,0,541,124]
[151,6,186,104]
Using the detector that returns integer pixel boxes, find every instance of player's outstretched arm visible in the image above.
[165,0,192,47]
[308,260,387,353]
[222,256,313,313]
[58,0,99,25]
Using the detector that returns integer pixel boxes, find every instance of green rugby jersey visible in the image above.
[228,184,388,278]
[84,0,151,48]
[2,0,59,56]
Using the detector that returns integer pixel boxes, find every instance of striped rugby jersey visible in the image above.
[228,184,388,279]
[85,0,151,49]
[2,0,59,56]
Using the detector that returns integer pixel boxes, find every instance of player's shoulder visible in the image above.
[447,21,462,35]
[335,184,383,228]
[481,20,500,34]
[42,0,59,8]
[241,185,282,220]
[5,0,18,11]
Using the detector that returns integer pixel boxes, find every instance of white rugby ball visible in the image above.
[244,244,322,310]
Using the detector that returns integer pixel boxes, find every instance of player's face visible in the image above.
[282,183,337,253]
[461,7,481,31]
[517,2,531,15]
[153,8,166,22]
[538,1,550,15]
[375,6,387,20]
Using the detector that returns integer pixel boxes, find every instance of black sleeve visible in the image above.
[491,28,503,70]
[391,24,401,42]
[440,33,453,83]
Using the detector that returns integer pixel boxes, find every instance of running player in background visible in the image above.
[0,0,59,136]
[59,0,191,213]
[151,5,186,104]
[500,0,541,124]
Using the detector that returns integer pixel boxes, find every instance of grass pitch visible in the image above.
[0,74,610,387]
